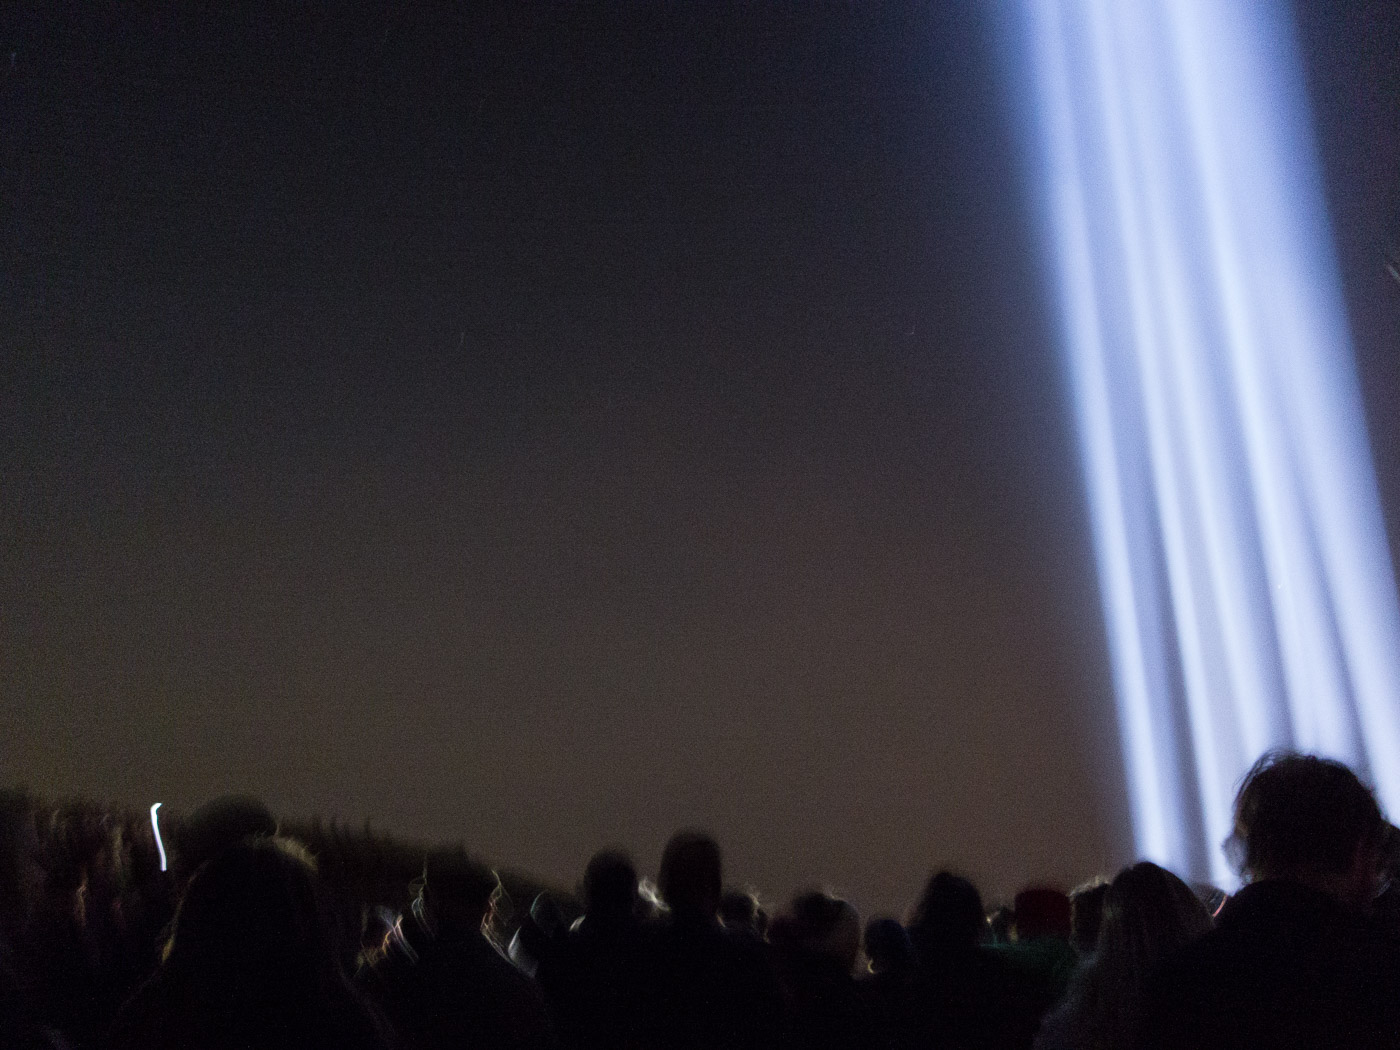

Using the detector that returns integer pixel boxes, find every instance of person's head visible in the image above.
[176,795,277,884]
[510,892,564,973]
[163,836,333,1003]
[908,871,986,955]
[421,847,498,939]
[658,830,722,921]
[583,849,639,921]
[1228,751,1386,908]
[771,891,861,974]
[1014,886,1072,941]
[719,889,767,938]
[863,917,915,974]
[1063,862,1210,1048]
[1096,862,1210,972]
[1071,879,1110,954]
[987,904,1015,944]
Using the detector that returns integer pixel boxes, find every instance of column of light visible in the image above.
[1022,0,1400,884]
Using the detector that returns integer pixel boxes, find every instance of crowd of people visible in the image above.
[3,751,1399,1049]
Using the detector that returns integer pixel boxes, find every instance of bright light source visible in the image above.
[150,802,168,872]
[1023,0,1400,885]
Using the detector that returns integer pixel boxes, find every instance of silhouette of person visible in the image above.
[648,830,783,1050]
[1002,886,1078,1017]
[720,889,769,944]
[174,795,278,886]
[769,890,878,1050]
[904,871,1038,1049]
[1035,862,1209,1050]
[366,847,555,1050]
[1068,879,1109,957]
[861,918,917,1050]
[1138,751,1400,1050]
[539,849,654,1050]
[0,791,65,1050]
[863,917,915,978]
[108,836,390,1050]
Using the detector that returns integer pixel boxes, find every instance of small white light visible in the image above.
[150,802,168,872]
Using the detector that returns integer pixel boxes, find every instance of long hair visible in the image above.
[162,836,336,1006]
[112,836,389,1050]
[907,871,985,959]
[1048,862,1210,1050]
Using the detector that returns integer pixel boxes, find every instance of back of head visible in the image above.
[863,917,915,974]
[1014,886,1072,941]
[908,871,986,955]
[1096,862,1210,974]
[1066,861,1211,1048]
[422,847,498,937]
[720,889,766,937]
[771,891,861,973]
[177,795,277,883]
[987,904,1015,945]
[1071,880,1110,954]
[164,836,329,1004]
[658,830,722,921]
[583,849,639,921]
[1230,751,1384,884]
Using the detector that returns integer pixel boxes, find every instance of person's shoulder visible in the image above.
[719,923,762,952]
[1151,922,1236,992]
[317,986,400,1050]
[1134,923,1259,1050]
[106,972,173,1050]
[1364,921,1400,969]
[717,924,777,971]
[656,915,724,954]
[473,935,548,995]
[1033,998,1090,1050]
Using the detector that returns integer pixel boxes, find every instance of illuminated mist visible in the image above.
[1023,0,1400,885]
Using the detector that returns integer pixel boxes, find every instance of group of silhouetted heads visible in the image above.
[4,748,1398,1050]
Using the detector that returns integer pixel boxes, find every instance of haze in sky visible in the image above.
[3,1,1397,914]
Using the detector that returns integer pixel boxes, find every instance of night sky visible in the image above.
[4,1,1398,916]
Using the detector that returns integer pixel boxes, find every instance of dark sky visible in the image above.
[3,1,1397,915]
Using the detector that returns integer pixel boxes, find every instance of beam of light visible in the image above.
[1021,0,1400,885]
[150,802,168,873]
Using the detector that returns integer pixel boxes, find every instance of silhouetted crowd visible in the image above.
[5,751,1400,1049]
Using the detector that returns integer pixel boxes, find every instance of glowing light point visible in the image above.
[150,802,168,872]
